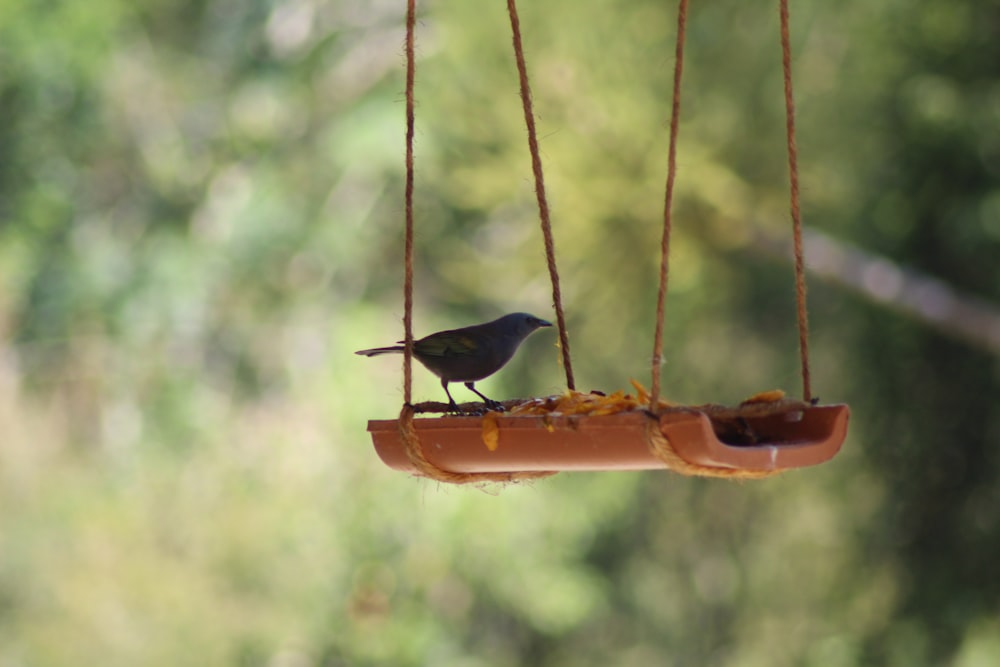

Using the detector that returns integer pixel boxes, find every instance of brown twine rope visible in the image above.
[643,418,780,479]
[398,5,555,484]
[652,0,813,407]
[402,0,416,406]
[507,0,575,391]
[642,0,812,473]
[780,0,813,402]
[650,0,689,410]
[398,405,557,484]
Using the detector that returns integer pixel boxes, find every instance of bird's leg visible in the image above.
[465,382,505,412]
[442,380,462,414]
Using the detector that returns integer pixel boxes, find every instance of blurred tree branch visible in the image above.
[755,227,1000,354]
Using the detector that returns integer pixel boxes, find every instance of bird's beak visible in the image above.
[540,319,553,327]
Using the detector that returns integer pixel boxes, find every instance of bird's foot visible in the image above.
[484,399,505,413]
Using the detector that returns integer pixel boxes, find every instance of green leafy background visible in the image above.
[1,0,998,665]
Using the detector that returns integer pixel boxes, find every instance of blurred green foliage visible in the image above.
[1,0,998,665]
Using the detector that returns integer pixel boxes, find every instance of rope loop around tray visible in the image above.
[642,413,780,480]
[398,404,558,485]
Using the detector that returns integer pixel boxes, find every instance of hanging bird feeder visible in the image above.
[369,397,848,479]
[364,0,849,483]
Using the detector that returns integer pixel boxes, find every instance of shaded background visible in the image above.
[2,0,999,665]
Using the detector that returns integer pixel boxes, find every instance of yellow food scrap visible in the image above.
[497,383,803,446]
[510,387,645,417]
[626,379,680,409]
[482,410,501,451]
[629,378,650,403]
[742,389,786,405]
[503,383,792,423]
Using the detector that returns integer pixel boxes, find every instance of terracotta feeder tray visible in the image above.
[368,399,849,476]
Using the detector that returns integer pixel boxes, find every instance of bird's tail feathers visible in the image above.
[354,345,404,357]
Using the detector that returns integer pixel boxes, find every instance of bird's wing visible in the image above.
[415,332,483,358]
